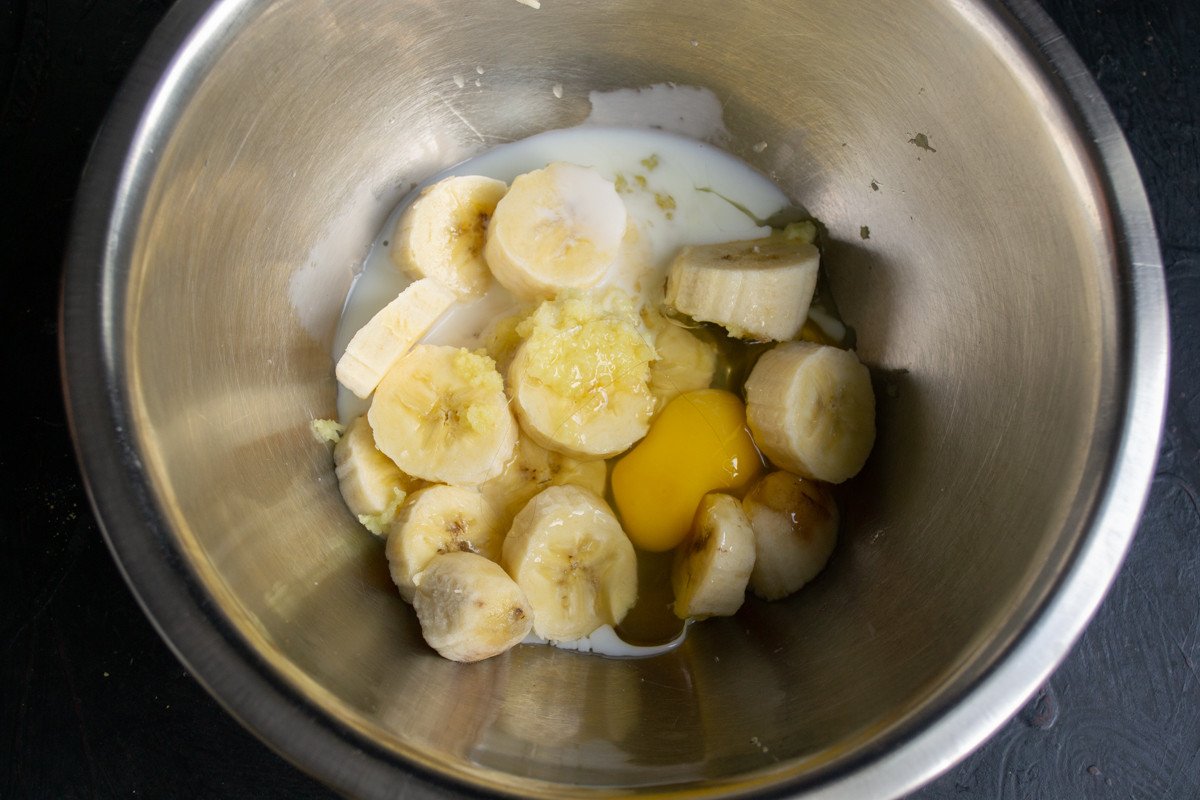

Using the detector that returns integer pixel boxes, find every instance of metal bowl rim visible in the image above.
[59,0,1169,797]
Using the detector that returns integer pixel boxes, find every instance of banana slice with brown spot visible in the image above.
[742,471,838,600]
[672,493,756,619]
[413,552,533,662]
[392,175,508,298]
[386,484,503,602]
[501,485,637,641]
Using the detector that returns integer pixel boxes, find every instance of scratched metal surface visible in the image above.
[1,0,1195,797]
[906,1,1200,796]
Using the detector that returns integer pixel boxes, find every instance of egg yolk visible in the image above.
[612,389,764,552]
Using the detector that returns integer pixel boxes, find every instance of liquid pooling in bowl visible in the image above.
[334,126,789,423]
[328,126,864,662]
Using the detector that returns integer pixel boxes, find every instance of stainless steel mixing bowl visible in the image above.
[61,0,1168,797]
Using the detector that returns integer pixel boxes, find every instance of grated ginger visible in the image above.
[310,418,345,443]
[357,487,407,535]
[516,290,656,407]
[451,348,504,394]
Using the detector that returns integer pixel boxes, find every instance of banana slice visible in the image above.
[672,493,757,620]
[742,471,838,600]
[507,291,657,459]
[644,311,717,410]
[336,278,458,399]
[412,551,533,662]
[368,345,518,486]
[480,435,608,531]
[334,415,424,535]
[484,162,627,300]
[744,341,875,483]
[391,175,508,298]
[501,484,637,641]
[664,235,820,341]
[386,484,503,601]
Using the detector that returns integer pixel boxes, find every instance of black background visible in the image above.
[2,0,1197,797]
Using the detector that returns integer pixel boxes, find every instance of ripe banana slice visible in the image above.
[480,435,608,531]
[742,471,838,600]
[672,493,756,620]
[484,162,627,300]
[501,484,637,641]
[336,278,458,399]
[508,291,657,459]
[334,415,423,535]
[744,341,875,484]
[412,551,533,662]
[368,345,518,486]
[664,235,820,341]
[644,311,717,410]
[391,175,508,298]
[386,484,503,602]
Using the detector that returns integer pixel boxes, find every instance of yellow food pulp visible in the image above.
[451,348,503,392]
[515,290,655,412]
[612,389,764,552]
[453,349,505,433]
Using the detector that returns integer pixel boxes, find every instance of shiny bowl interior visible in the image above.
[62,0,1167,797]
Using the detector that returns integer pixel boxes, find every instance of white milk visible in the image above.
[522,623,690,658]
[333,125,788,421]
[333,126,791,656]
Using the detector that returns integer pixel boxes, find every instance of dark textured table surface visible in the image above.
[2,1,1197,797]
